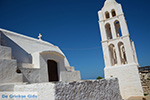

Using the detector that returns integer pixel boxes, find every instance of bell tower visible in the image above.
[98,0,143,99]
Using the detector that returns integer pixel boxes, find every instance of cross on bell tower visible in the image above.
[98,0,143,99]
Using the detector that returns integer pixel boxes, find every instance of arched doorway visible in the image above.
[47,60,59,82]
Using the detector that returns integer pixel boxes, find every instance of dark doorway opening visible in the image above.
[47,60,59,82]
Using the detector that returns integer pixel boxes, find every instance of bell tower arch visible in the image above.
[98,0,143,99]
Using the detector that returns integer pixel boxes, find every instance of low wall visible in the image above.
[55,78,122,100]
[0,78,122,100]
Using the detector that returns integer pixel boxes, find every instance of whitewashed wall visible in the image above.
[13,78,122,100]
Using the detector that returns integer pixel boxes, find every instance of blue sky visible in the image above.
[0,0,150,79]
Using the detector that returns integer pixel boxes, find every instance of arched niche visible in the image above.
[118,42,127,64]
[105,23,113,40]
[109,44,117,66]
[111,9,116,17]
[105,11,110,19]
[114,20,122,37]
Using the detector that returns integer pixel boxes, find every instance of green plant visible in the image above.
[96,76,103,80]
[144,93,148,96]
[147,78,150,80]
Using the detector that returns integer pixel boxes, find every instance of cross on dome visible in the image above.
[38,33,42,40]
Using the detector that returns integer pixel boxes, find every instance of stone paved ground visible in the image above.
[127,96,150,100]
[145,96,150,100]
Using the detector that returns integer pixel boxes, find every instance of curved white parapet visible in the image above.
[0,28,70,68]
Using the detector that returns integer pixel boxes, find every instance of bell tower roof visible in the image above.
[104,0,118,6]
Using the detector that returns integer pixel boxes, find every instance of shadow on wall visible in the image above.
[0,31,32,63]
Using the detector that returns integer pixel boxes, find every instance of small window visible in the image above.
[111,9,116,17]
[105,11,110,19]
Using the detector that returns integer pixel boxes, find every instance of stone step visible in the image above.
[127,96,146,100]
[0,82,27,91]
[65,66,75,72]
[142,85,148,88]
[17,63,34,68]
[0,59,23,83]
[0,46,11,59]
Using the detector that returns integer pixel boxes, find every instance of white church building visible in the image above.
[0,28,81,84]
[98,0,143,99]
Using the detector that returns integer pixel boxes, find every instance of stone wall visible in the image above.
[139,66,150,96]
[55,78,122,100]
[140,72,150,95]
